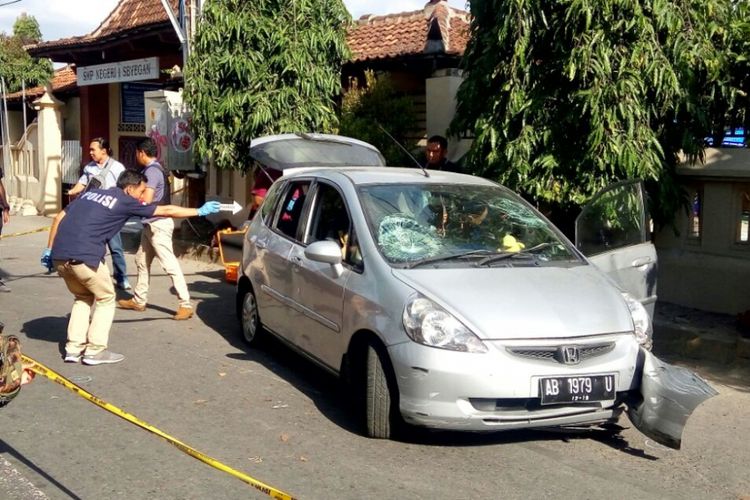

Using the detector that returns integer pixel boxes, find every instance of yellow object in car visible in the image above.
[501,234,525,253]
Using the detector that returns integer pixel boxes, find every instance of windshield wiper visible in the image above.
[405,249,497,269]
[476,242,555,267]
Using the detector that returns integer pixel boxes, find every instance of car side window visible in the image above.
[307,183,363,270]
[261,182,283,225]
[345,227,364,270]
[576,181,647,256]
[274,181,311,240]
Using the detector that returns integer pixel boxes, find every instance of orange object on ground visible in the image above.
[216,228,247,284]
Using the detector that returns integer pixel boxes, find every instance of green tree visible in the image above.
[186,0,351,171]
[13,13,43,43]
[0,14,52,93]
[726,2,750,142]
[339,71,418,166]
[451,0,746,228]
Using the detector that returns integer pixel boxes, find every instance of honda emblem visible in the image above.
[561,346,581,365]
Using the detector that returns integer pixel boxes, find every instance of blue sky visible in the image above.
[0,0,468,42]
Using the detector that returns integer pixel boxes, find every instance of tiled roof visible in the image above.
[5,65,77,101]
[28,0,468,65]
[347,0,471,62]
[28,0,177,53]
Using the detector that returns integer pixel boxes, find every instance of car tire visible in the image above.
[240,287,263,345]
[365,342,397,439]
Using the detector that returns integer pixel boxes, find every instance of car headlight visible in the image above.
[402,295,488,353]
[622,292,652,347]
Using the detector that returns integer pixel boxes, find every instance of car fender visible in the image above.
[627,348,718,450]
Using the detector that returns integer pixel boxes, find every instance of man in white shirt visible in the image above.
[67,137,131,290]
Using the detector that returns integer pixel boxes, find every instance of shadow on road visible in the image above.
[21,316,68,356]
[189,270,369,435]
[0,439,82,499]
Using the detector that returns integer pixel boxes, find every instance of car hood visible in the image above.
[391,264,633,340]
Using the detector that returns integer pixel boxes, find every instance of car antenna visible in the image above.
[376,123,429,177]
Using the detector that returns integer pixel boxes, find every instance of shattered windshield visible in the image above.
[358,183,580,267]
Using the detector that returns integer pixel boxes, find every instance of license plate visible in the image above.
[539,374,616,405]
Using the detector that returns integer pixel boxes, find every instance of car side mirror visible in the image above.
[305,240,344,278]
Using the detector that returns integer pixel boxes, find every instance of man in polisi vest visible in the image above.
[41,170,220,365]
[117,137,195,320]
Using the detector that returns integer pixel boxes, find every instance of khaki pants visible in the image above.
[133,217,191,308]
[55,260,115,356]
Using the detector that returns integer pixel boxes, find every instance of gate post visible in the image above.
[33,87,64,215]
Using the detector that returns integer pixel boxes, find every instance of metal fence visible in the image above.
[62,140,82,185]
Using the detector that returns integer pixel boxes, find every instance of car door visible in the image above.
[289,181,358,370]
[254,179,312,337]
[575,180,657,317]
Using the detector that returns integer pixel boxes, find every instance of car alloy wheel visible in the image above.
[241,290,261,345]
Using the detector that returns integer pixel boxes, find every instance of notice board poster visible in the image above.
[121,83,161,124]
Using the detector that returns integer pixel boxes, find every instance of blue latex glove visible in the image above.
[197,201,221,217]
[41,248,53,272]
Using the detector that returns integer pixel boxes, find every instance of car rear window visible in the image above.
[249,138,385,170]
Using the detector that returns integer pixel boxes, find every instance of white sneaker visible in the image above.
[82,350,125,365]
[64,352,82,363]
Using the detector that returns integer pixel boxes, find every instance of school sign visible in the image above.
[77,57,160,87]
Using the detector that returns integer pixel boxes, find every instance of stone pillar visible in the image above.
[425,68,471,162]
[33,88,64,215]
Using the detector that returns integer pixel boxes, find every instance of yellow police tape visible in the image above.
[0,226,50,239]
[22,355,298,500]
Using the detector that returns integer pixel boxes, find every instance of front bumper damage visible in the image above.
[626,348,718,450]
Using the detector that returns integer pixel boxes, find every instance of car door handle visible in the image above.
[291,255,302,265]
[255,240,267,249]
[631,257,654,268]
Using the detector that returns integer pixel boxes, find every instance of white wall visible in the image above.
[655,149,750,314]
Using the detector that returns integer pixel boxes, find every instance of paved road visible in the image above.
[1,216,748,499]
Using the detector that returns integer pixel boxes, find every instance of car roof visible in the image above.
[282,166,499,187]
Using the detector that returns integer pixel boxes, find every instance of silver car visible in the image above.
[237,144,714,448]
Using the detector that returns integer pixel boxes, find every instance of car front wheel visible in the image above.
[366,342,398,439]
[240,288,263,345]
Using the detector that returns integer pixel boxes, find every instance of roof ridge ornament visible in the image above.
[424,0,448,19]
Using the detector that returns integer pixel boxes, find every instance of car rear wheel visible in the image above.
[240,288,263,345]
[366,342,398,439]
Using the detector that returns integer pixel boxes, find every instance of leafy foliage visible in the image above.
[13,13,43,43]
[0,14,52,93]
[725,2,750,142]
[186,0,351,171]
[339,71,418,166]
[451,0,747,227]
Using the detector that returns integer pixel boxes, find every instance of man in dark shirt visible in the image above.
[118,137,196,320]
[42,169,220,366]
[423,135,461,173]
